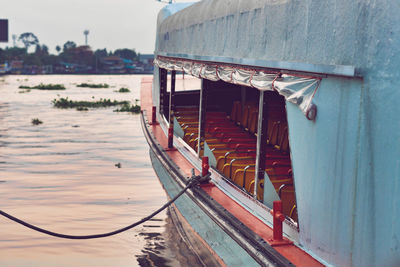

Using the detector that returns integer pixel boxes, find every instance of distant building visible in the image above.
[138,54,154,65]
[101,56,125,74]
[53,62,90,74]
[72,45,93,58]
[23,64,53,74]
[10,60,23,74]
[100,56,142,74]
[138,54,154,73]
[0,62,11,74]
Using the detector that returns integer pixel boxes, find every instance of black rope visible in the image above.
[0,173,210,240]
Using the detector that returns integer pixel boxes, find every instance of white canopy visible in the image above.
[155,56,321,120]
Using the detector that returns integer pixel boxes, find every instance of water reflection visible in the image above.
[0,75,200,266]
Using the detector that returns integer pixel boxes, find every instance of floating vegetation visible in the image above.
[76,107,89,111]
[77,83,109,88]
[114,102,140,113]
[19,83,66,90]
[52,97,129,109]
[31,118,43,125]
[116,87,130,93]
[18,89,31,93]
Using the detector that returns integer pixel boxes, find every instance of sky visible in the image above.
[0,0,197,54]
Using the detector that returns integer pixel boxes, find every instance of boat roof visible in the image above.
[156,0,400,78]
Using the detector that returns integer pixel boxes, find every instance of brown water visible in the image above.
[0,75,197,266]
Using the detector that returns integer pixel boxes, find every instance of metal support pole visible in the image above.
[254,90,268,200]
[167,71,176,149]
[197,79,207,156]
[169,70,176,123]
[159,68,167,116]
[151,106,158,125]
[241,86,247,115]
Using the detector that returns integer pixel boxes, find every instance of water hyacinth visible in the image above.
[52,97,129,109]
[113,102,140,113]
[19,83,66,90]
[117,87,130,93]
[77,83,109,88]
[31,118,43,125]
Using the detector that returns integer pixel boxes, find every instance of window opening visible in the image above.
[171,77,297,222]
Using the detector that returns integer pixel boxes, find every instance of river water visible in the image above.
[0,75,199,267]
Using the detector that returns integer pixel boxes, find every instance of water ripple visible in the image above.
[0,74,198,267]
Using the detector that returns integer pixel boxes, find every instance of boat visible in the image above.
[141,1,400,266]
[0,62,10,75]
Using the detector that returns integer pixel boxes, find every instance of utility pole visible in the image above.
[12,34,17,47]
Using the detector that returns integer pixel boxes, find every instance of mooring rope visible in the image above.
[0,172,211,240]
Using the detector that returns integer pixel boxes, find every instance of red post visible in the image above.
[202,157,209,176]
[272,200,285,241]
[151,106,157,125]
[268,200,292,246]
[168,126,173,148]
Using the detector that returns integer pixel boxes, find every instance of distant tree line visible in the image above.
[0,32,141,73]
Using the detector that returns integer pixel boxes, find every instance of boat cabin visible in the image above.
[144,1,400,266]
[157,65,303,222]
